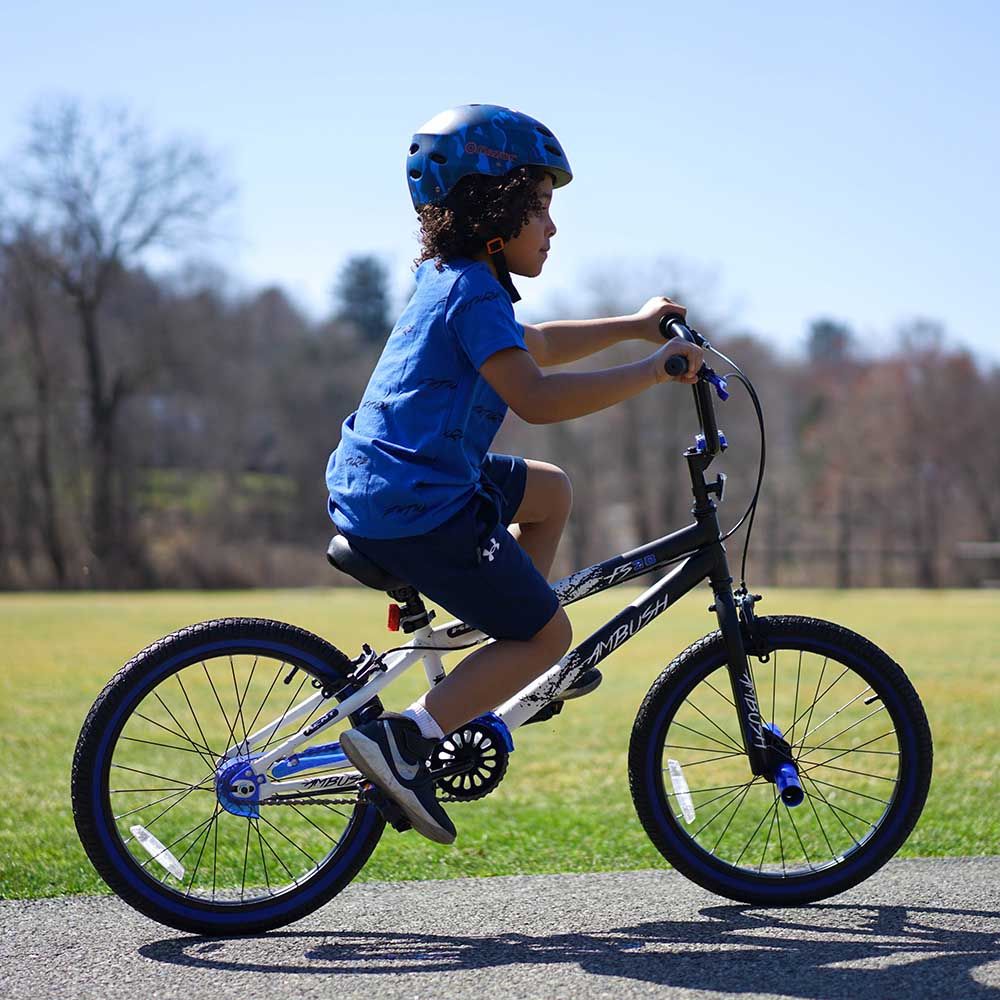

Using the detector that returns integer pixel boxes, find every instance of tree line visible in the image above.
[1,99,997,590]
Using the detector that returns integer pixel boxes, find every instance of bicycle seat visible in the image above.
[327,534,408,592]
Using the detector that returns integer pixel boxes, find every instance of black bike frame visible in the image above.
[497,325,770,775]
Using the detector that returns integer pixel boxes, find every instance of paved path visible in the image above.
[2,858,998,999]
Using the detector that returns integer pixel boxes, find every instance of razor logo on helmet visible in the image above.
[464,141,518,162]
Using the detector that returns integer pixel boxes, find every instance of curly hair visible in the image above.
[412,165,550,270]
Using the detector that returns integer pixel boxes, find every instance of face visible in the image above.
[502,174,556,278]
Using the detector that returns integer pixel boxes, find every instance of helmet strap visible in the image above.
[485,237,521,304]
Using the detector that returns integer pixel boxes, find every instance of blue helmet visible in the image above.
[407,103,573,209]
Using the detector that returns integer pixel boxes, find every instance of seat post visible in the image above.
[387,585,433,633]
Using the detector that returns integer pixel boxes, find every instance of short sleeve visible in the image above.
[445,268,527,369]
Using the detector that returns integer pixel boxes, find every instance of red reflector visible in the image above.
[387,604,401,631]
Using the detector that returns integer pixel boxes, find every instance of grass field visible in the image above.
[1,586,997,899]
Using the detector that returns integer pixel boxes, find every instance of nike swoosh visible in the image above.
[385,723,421,781]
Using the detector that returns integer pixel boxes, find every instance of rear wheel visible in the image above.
[629,615,932,904]
[72,618,384,934]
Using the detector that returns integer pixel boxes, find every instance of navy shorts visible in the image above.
[340,454,561,642]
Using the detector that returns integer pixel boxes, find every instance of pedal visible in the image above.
[359,782,412,832]
[522,699,564,727]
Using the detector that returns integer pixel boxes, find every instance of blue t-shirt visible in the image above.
[326,257,528,539]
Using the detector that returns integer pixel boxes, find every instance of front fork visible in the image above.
[711,583,771,777]
[711,573,801,807]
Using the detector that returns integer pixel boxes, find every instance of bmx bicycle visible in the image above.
[71,317,933,934]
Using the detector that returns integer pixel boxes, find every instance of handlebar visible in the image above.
[658,315,724,457]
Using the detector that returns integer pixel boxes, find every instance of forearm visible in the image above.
[535,315,637,365]
[525,357,656,423]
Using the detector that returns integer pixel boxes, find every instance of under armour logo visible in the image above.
[481,538,500,562]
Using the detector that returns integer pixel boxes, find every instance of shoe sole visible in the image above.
[339,730,456,845]
[560,671,603,700]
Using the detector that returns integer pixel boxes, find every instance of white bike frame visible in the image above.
[234,514,734,803]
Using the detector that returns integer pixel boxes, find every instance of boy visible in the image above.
[329,104,703,844]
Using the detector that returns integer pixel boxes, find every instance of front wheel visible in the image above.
[72,618,385,935]
[629,615,932,905]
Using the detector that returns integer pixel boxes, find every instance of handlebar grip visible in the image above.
[659,315,690,341]
[665,355,689,377]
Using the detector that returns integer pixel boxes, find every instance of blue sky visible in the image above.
[2,2,998,360]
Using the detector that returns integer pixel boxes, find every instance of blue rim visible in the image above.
[89,636,379,927]
[644,635,921,897]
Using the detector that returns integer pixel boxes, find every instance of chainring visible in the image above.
[430,720,510,802]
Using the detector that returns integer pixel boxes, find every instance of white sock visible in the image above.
[402,697,445,741]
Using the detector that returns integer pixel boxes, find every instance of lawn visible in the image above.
[1,586,996,899]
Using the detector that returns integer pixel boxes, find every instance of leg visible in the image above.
[507,459,573,579]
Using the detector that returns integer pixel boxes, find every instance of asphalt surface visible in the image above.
[2,858,998,1000]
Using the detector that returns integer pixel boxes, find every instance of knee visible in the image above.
[532,606,572,659]
[548,466,573,522]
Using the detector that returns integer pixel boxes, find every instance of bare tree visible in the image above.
[1,98,233,581]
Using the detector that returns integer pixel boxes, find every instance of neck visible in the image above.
[472,250,499,279]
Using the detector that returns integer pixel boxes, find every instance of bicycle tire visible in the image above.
[629,615,932,905]
[72,617,385,935]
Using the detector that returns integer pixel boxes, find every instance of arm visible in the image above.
[523,297,688,367]
[523,316,636,367]
[480,340,703,425]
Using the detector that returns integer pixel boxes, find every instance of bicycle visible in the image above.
[71,318,933,935]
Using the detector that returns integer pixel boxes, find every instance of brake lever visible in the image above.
[699,365,730,401]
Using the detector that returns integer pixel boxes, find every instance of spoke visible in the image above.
[240,818,252,901]
[688,780,756,840]
[670,719,744,753]
[805,783,838,861]
[670,751,748,768]
[662,781,753,796]
[733,791,781,867]
[112,762,211,787]
[253,818,272,895]
[784,800,814,870]
[793,658,833,746]
[243,660,283,743]
[132,711,216,760]
[119,735,214,756]
[798,758,898,782]
[175,672,218,767]
[795,685,875,751]
[112,785,213,794]
[758,798,779,872]
[114,783,214,821]
[185,805,220,896]
[702,676,735,708]
[801,773,869,843]
[709,780,759,854]
[211,811,219,901]
[254,821,301,886]
[152,691,218,773]
[788,650,803,746]
[671,783,759,815]
[803,705,888,756]
[257,813,319,865]
[806,776,892,806]
[287,803,342,844]
[119,768,215,842]
[203,661,240,757]
[770,650,777,728]
[230,655,252,748]
[138,811,217,871]
[682,698,745,753]
[257,675,310,753]
[797,730,899,763]
[775,796,786,875]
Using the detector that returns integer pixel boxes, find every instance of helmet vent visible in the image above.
[543,143,564,158]
[430,152,448,164]
[409,142,419,155]
[536,125,554,138]
[409,169,422,179]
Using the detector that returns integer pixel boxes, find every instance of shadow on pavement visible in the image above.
[140,903,1000,997]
